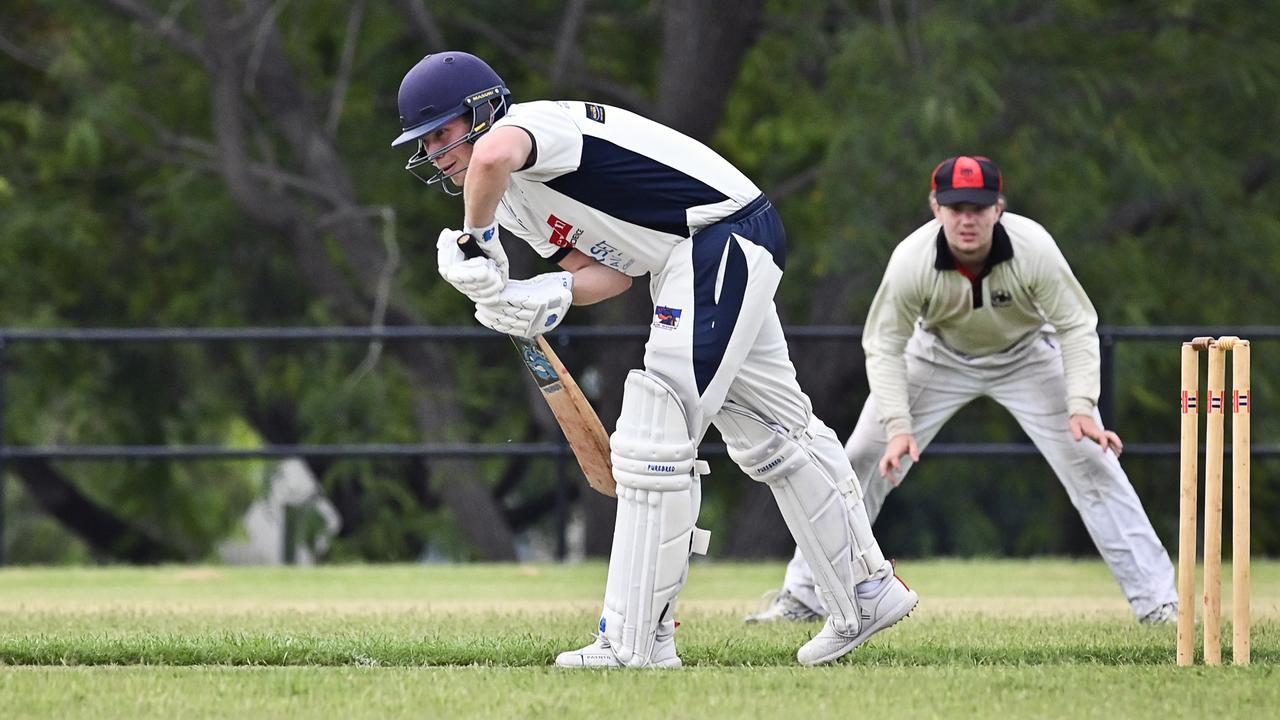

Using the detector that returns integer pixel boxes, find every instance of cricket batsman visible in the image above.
[392,51,917,667]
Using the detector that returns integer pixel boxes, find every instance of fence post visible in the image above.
[549,333,574,562]
[555,442,569,561]
[0,337,7,567]
[282,504,297,565]
[1099,329,1116,429]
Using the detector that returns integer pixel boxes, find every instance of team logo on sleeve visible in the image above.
[653,306,682,329]
[584,103,606,123]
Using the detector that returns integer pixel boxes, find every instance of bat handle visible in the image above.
[457,233,488,260]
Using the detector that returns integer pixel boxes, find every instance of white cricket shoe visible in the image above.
[796,574,917,666]
[1138,602,1178,625]
[743,588,826,624]
[554,633,682,669]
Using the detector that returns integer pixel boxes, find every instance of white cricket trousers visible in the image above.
[784,326,1177,619]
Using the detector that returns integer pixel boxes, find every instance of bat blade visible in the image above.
[512,336,616,497]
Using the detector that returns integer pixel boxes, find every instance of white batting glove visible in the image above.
[474,272,574,338]
[437,228,504,303]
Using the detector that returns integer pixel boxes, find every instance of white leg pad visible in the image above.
[717,403,872,635]
[601,370,705,667]
[804,415,889,580]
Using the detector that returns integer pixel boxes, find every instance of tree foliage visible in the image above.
[0,0,1275,562]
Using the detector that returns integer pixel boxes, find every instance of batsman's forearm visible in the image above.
[463,127,532,227]
[461,161,509,228]
[568,263,632,305]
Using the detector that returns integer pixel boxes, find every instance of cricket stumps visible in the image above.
[1178,336,1250,666]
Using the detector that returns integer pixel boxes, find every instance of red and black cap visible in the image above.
[931,156,1003,207]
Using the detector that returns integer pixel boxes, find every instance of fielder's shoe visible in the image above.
[1138,602,1178,625]
[796,574,917,666]
[554,632,682,669]
[743,588,825,624]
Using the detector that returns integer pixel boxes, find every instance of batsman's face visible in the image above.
[932,198,1004,268]
[420,116,475,185]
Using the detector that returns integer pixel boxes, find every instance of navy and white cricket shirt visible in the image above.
[491,100,761,276]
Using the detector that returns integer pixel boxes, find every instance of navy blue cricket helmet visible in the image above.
[392,52,511,190]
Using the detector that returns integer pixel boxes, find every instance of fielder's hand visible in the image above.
[437,227,506,303]
[475,272,574,338]
[879,433,920,486]
[1070,414,1123,456]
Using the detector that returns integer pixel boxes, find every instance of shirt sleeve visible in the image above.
[863,245,927,438]
[1023,225,1101,417]
[493,101,583,182]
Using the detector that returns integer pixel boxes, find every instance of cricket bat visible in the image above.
[457,234,616,497]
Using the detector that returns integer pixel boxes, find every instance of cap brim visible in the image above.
[936,188,999,207]
[390,112,461,148]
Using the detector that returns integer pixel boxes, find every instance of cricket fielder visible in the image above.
[392,51,916,667]
[746,156,1179,625]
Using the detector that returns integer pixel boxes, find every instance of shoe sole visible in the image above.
[798,589,919,666]
[554,654,683,669]
[743,613,824,624]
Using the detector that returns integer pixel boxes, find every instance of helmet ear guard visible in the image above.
[461,84,508,137]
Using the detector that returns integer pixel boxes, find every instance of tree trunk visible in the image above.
[656,0,766,140]
[13,459,186,563]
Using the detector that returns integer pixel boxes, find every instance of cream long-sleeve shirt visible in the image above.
[864,212,1102,438]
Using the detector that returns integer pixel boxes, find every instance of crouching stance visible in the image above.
[392,50,916,667]
[747,156,1177,627]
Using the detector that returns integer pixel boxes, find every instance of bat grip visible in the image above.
[457,234,488,260]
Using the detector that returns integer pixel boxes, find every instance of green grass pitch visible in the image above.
[1,560,1277,719]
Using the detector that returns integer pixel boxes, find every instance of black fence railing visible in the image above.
[1,324,1276,566]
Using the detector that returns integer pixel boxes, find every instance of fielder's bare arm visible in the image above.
[392,52,917,667]
[747,156,1178,626]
